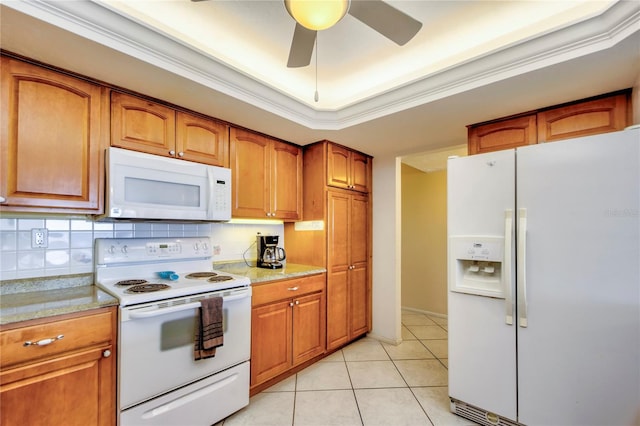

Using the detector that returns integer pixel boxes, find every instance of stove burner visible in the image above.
[208,275,233,282]
[125,284,171,293]
[116,279,148,287]
[185,272,218,279]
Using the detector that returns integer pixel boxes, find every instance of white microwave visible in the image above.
[103,147,231,221]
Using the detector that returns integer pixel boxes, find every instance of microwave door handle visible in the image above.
[206,168,215,220]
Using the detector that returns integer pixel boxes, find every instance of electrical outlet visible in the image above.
[31,228,48,248]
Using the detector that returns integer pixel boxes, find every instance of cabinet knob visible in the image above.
[169,150,176,156]
[0,196,6,203]
[295,300,299,305]
[289,302,294,307]
[287,286,299,291]
[103,349,112,358]
[178,152,184,157]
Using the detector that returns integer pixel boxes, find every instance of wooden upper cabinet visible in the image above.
[271,140,303,221]
[327,142,371,193]
[0,56,107,213]
[229,127,301,221]
[111,91,175,156]
[468,114,537,155]
[327,144,351,189]
[350,151,371,193]
[175,111,229,167]
[111,92,229,166]
[229,128,270,218]
[468,90,631,155]
[537,93,629,143]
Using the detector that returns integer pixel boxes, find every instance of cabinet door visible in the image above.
[537,93,629,143]
[326,270,349,351]
[326,191,351,350]
[0,345,114,426]
[176,111,229,166]
[230,128,270,218]
[0,57,106,213]
[327,143,351,190]
[111,92,176,157]
[292,292,325,366]
[250,300,292,386]
[349,194,370,336]
[350,151,371,193]
[468,115,537,155]
[271,140,302,220]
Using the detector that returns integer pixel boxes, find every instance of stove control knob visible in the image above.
[193,242,200,251]
[121,245,129,254]
[108,245,116,254]
[201,242,208,251]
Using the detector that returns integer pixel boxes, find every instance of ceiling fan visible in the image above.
[285,0,423,68]
[192,0,422,69]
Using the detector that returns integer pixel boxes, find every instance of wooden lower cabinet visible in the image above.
[0,307,117,426]
[250,274,325,391]
[326,262,369,351]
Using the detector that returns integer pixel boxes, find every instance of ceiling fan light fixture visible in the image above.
[284,0,349,31]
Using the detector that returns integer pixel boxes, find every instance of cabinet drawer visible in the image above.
[1,309,114,369]
[252,274,325,306]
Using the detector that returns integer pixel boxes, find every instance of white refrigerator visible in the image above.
[447,128,639,426]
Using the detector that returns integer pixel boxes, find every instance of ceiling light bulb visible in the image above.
[284,0,349,31]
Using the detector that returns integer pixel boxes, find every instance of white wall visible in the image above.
[369,155,402,344]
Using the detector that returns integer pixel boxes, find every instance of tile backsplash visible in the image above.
[0,217,283,280]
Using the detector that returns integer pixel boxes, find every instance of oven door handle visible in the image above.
[128,293,249,319]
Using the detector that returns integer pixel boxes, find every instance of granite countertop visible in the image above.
[214,262,326,284]
[0,274,118,326]
[0,263,326,325]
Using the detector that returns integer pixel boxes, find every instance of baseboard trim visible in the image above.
[401,306,448,320]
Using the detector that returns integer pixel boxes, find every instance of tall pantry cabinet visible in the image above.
[285,140,372,351]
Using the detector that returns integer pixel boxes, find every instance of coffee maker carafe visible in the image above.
[257,235,286,269]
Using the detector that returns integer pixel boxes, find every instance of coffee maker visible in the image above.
[257,235,286,269]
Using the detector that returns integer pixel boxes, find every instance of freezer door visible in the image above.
[516,129,640,425]
[447,149,518,421]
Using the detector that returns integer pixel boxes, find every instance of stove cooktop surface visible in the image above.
[94,237,250,306]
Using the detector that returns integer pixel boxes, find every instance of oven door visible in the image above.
[119,286,251,410]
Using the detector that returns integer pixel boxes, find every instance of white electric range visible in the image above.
[94,237,251,426]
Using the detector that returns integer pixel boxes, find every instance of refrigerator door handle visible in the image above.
[504,209,514,325]
[517,208,528,327]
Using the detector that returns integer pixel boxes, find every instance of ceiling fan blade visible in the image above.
[287,23,317,68]
[348,0,422,46]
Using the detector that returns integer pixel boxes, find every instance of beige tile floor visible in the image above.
[219,310,477,426]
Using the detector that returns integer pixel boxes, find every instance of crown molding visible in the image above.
[5,0,639,131]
